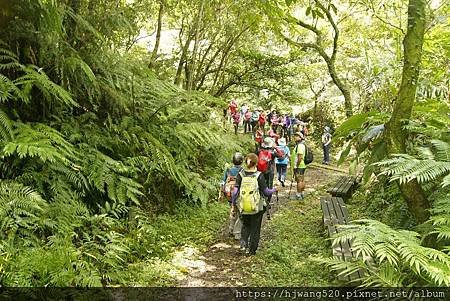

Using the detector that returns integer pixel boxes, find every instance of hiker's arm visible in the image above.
[231,174,242,205]
[221,169,228,185]
[258,175,277,197]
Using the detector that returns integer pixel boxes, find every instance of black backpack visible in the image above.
[304,143,314,164]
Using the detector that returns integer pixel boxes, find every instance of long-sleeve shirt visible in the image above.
[231,170,276,205]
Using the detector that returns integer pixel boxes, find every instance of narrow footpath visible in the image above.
[176,165,345,287]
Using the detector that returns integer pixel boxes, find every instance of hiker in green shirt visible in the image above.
[291,132,306,200]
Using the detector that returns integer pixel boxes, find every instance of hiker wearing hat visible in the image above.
[257,137,283,205]
[292,132,307,200]
[221,152,244,239]
[231,153,278,255]
[322,126,332,165]
[275,138,290,187]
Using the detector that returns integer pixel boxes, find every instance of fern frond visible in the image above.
[0,109,14,143]
[0,181,47,235]
[14,65,77,107]
[2,123,76,165]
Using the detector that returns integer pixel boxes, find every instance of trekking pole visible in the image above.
[267,197,271,220]
[288,167,294,199]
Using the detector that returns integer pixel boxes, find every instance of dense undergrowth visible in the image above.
[0,1,252,286]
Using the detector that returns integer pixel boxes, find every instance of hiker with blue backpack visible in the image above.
[231,153,278,255]
[275,138,290,187]
[221,152,244,239]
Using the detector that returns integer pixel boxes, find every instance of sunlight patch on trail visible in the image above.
[171,246,216,285]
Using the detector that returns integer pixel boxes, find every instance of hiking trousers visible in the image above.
[323,143,330,164]
[262,171,274,203]
[240,209,265,254]
[229,212,242,240]
[276,163,288,182]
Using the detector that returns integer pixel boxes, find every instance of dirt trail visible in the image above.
[175,166,345,287]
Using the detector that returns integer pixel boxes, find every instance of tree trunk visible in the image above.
[327,62,352,117]
[384,0,429,223]
[174,33,192,86]
[149,1,164,67]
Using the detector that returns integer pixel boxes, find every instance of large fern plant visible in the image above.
[0,0,252,286]
[321,139,450,286]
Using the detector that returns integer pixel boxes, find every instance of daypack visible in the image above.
[276,146,288,161]
[232,113,240,124]
[304,143,314,164]
[244,111,252,121]
[259,113,266,124]
[257,149,273,173]
[238,171,262,215]
[224,168,241,200]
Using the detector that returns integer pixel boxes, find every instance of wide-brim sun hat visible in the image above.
[262,137,274,148]
[278,138,287,146]
[294,132,304,139]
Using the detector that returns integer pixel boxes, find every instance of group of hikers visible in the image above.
[219,99,333,256]
[225,99,310,145]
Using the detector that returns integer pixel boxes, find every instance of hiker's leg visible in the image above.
[322,144,326,163]
[281,164,287,182]
[299,168,306,193]
[240,215,251,248]
[249,210,264,254]
[229,210,236,234]
[325,144,330,163]
[276,164,282,182]
[233,215,242,240]
[267,171,274,203]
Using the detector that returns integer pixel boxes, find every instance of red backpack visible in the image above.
[258,113,266,124]
[257,149,273,173]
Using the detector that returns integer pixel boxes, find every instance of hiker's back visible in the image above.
[238,170,264,215]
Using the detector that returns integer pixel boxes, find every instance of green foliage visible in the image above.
[0,0,249,287]
[323,139,450,287]
[319,219,450,287]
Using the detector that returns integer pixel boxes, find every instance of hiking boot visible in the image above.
[296,193,304,200]
[281,180,285,187]
[246,250,256,256]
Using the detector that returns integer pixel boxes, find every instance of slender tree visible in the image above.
[385,0,429,223]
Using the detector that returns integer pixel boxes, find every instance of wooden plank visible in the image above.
[336,177,352,195]
[336,197,351,223]
[335,177,350,197]
[331,197,346,224]
[320,197,331,225]
[329,176,345,195]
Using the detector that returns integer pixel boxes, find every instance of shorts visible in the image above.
[294,168,306,181]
